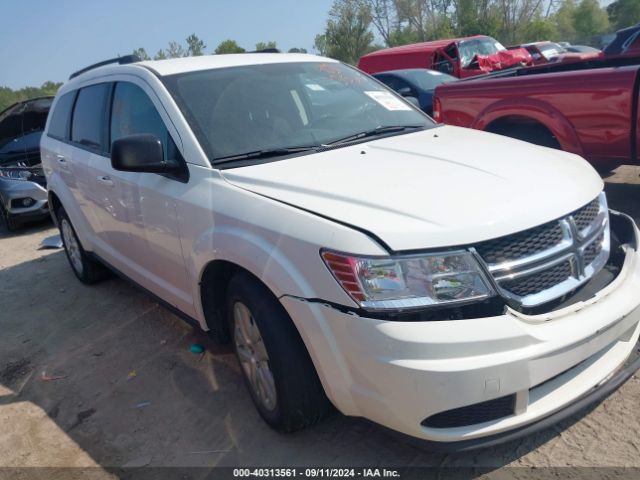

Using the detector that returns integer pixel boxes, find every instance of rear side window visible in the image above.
[71,83,110,151]
[48,92,76,140]
[110,82,176,160]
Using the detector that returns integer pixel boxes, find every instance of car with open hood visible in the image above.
[0,96,52,230]
[41,53,640,450]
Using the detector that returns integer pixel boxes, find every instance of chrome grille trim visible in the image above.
[475,192,610,308]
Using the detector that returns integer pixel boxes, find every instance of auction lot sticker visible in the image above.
[364,91,412,111]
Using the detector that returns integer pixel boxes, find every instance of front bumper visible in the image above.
[0,178,49,220]
[280,221,640,449]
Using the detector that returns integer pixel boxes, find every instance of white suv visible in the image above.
[41,53,640,450]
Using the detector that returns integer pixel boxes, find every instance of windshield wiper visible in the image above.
[324,125,426,146]
[213,146,319,165]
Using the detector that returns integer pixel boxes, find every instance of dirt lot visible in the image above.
[1,166,640,478]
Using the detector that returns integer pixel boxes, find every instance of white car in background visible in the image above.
[41,53,640,450]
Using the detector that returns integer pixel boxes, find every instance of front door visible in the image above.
[105,80,194,315]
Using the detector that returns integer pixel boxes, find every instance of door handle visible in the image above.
[56,155,66,164]
[97,175,115,187]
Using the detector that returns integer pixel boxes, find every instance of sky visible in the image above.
[0,0,334,89]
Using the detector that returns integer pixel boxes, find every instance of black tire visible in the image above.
[500,125,560,149]
[57,207,109,284]
[0,203,19,232]
[226,271,331,432]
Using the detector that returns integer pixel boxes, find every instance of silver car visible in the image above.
[0,96,52,231]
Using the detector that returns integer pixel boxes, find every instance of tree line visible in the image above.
[316,0,640,64]
[2,0,639,112]
[0,81,63,114]
[132,35,307,60]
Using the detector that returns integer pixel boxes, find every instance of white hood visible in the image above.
[222,126,604,251]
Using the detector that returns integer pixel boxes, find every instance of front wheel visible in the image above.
[0,203,19,232]
[226,272,331,432]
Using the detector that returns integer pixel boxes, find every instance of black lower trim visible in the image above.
[402,339,640,452]
[88,252,201,329]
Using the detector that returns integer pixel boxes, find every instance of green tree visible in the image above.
[288,47,308,53]
[165,41,186,58]
[255,41,278,51]
[524,18,557,42]
[154,49,167,60]
[214,39,246,54]
[555,0,577,41]
[322,0,375,64]
[607,0,640,30]
[132,47,151,60]
[0,81,64,113]
[573,0,609,43]
[186,33,206,56]
[454,0,501,38]
[314,34,327,55]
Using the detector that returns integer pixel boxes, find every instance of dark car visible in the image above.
[372,68,458,116]
[0,96,52,231]
[603,24,640,57]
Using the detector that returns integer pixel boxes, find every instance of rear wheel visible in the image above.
[226,272,331,431]
[57,207,108,284]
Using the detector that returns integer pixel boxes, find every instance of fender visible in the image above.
[472,97,584,157]
[190,225,324,330]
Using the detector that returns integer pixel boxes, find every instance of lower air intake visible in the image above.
[422,395,515,429]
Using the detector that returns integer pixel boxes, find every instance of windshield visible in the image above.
[163,61,433,165]
[538,42,563,59]
[458,38,506,68]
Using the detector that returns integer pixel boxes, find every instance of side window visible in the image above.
[110,82,175,160]
[444,44,458,60]
[72,84,110,151]
[48,92,76,140]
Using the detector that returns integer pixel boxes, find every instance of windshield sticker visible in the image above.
[364,91,412,111]
[305,84,326,91]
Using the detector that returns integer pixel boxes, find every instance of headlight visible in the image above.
[0,168,33,181]
[321,250,495,310]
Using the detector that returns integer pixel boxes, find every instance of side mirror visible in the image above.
[111,134,180,174]
[397,86,413,97]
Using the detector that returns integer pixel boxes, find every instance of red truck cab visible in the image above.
[358,35,533,78]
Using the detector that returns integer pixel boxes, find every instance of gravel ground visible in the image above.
[1,166,639,479]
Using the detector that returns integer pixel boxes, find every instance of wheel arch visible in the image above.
[473,98,584,156]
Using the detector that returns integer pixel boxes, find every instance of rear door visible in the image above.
[68,83,117,253]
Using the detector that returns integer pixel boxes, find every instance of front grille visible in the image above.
[475,221,564,265]
[500,260,573,297]
[584,232,604,267]
[422,395,515,429]
[475,193,609,307]
[573,198,600,232]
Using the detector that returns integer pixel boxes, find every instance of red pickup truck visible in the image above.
[433,56,640,170]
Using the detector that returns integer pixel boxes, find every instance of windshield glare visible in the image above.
[459,38,506,68]
[163,62,433,163]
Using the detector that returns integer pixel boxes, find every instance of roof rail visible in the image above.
[69,54,141,80]
[250,48,281,53]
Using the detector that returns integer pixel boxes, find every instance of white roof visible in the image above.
[138,53,334,77]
